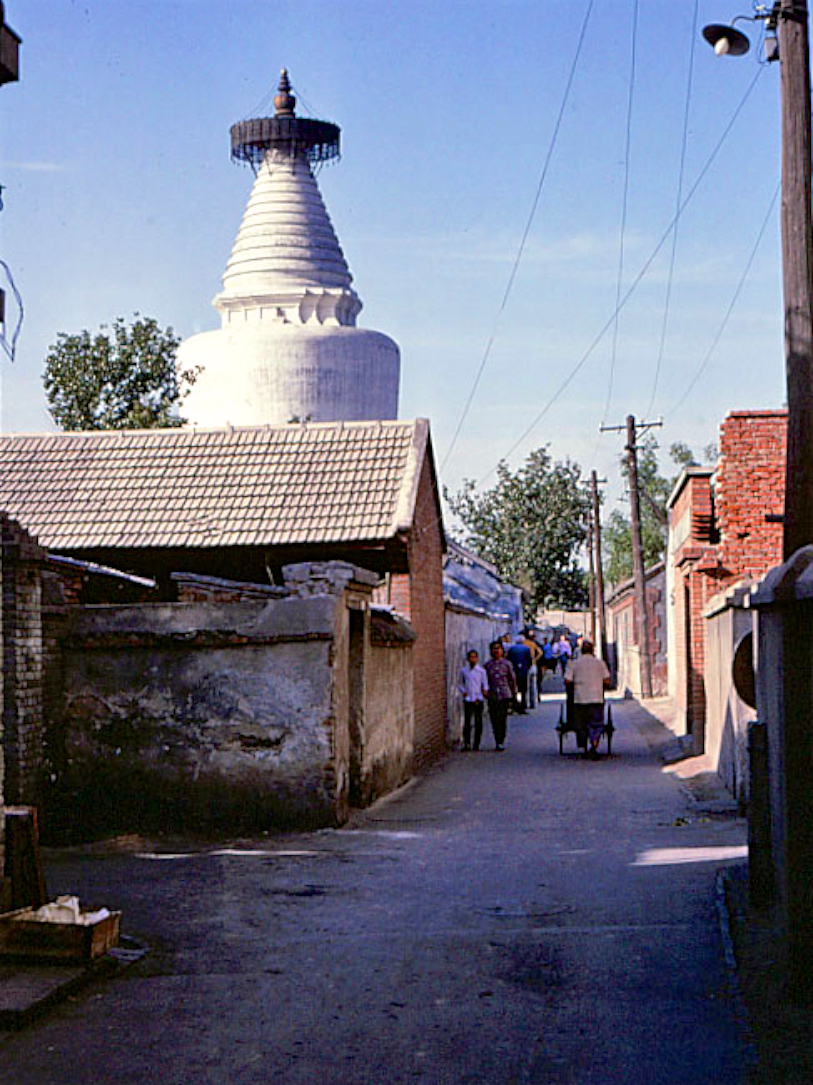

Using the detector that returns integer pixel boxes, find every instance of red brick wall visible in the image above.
[384,462,446,769]
[716,410,786,584]
[175,576,283,603]
[385,573,412,618]
[669,412,787,748]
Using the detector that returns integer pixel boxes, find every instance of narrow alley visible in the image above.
[0,695,749,1084]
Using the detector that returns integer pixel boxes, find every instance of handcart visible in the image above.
[555,701,615,756]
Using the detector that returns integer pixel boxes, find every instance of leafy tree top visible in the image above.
[43,314,197,431]
[445,446,590,611]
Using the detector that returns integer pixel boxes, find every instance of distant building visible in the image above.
[606,561,667,698]
[179,70,400,427]
[443,540,523,744]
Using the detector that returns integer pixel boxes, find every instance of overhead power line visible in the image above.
[476,63,766,486]
[0,258,24,363]
[602,0,640,429]
[663,181,780,420]
[645,0,700,419]
[440,0,596,473]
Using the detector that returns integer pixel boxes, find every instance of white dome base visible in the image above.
[180,321,400,427]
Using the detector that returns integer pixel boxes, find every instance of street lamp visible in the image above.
[702,22,752,55]
[703,0,813,1003]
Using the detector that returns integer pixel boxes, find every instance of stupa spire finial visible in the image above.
[230,66,340,170]
[274,69,296,117]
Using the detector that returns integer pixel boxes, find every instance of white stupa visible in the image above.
[179,70,400,426]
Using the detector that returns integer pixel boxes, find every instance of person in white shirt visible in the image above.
[457,649,489,751]
[564,639,610,759]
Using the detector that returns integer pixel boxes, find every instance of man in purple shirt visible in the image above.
[484,640,518,751]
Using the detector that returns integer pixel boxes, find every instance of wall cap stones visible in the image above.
[750,545,813,607]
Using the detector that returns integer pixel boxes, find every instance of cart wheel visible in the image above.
[557,705,565,755]
[605,705,614,757]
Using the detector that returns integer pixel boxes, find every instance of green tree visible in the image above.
[445,447,590,610]
[43,314,197,430]
[604,437,710,586]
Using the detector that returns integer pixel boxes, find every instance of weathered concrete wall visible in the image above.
[331,593,414,811]
[57,595,341,833]
[47,562,417,837]
[751,548,813,971]
[365,616,414,802]
[704,585,755,805]
[445,602,512,747]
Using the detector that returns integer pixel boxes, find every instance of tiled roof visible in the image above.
[0,419,431,551]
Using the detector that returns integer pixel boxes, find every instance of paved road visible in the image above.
[0,696,749,1084]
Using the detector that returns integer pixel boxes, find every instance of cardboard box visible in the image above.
[0,907,121,962]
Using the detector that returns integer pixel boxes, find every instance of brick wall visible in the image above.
[173,571,288,603]
[716,409,786,584]
[668,413,787,752]
[1,515,46,806]
[378,462,446,768]
[408,458,447,767]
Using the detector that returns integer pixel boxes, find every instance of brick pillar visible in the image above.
[1,515,46,807]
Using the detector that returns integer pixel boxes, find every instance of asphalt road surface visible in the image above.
[0,695,749,1084]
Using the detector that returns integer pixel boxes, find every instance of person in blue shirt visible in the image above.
[457,649,489,751]
[506,634,533,714]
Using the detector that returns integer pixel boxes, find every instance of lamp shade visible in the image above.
[702,23,751,56]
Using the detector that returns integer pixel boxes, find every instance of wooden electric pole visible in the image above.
[777,0,813,1001]
[704,0,813,1001]
[626,415,653,698]
[779,0,813,559]
[601,416,662,699]
[591,470,607,662]
[587,505,596,643]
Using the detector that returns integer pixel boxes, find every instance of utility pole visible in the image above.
[591,470,607,662]
[776,0,813,1002]
[626,415,653,699]
[601,415,662,699]
[704,0,813,1001]
[779,0,813,559]
[587,505,596,643]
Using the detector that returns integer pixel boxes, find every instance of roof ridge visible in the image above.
[0,418,418,443]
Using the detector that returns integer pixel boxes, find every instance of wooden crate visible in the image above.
[0,907,121,962]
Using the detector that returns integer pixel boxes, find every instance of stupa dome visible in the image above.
[179,70,400,427]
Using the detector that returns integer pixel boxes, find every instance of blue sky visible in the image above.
[1,1,787,511]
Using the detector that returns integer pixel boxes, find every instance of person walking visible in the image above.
[506,634,533,714]
[457,649,489,751]
[555,633,572,676]
[484,640,517,751]
[541,638,555,684]
[522,630,543,708]
[564,639,611,759]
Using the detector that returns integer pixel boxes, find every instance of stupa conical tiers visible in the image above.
[179,70,400,426]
